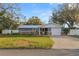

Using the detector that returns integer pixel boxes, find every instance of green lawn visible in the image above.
[0,35,54,48]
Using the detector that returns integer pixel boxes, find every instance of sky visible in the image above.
[18,3,62,24]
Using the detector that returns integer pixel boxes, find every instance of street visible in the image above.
[0,49,79,56]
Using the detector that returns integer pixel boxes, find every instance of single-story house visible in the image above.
[68,24,79,35]
[18,24,62,36]
[2,30,19,34]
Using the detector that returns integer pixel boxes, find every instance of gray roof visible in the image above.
[44,23,62,28]
[18,24,62,29]
[18,25,41,28]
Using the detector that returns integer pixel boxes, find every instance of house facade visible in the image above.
[18,24,62,36]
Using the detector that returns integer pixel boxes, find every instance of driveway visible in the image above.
[52,36,79,49]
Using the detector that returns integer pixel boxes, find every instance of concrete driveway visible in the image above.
[52,36,79,49]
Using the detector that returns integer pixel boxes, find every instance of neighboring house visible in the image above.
[2,30,19,34]
[18,24,62,36]
[62,21,79,35]
[68,24,79,35]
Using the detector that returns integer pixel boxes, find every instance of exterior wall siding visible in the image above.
[2,30,19,34]
[51,28,61,36]
[68,29,79,35]
[2,24,62,36]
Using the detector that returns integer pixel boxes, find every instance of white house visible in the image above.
[18,23,62,36]
[2,30,19,34]
[68,24,79,35]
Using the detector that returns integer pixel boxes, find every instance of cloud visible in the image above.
[38,10,52,23]
[32,9,52,23]
[23,5,53,24]
[49,3,54,6]
[40,11,52,16]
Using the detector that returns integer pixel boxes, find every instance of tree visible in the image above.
[50,3,79,35]
[51,3,79,28]
[0,3,20,33]
[25,16,43,25]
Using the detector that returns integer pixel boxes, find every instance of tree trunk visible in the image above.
[0,30,2,34]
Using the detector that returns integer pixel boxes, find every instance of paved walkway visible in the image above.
[52,36,79,49]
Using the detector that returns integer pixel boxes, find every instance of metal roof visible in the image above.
[18,25,41,28]
[18,24,62,29]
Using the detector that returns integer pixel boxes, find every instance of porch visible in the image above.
[19,28,51,36]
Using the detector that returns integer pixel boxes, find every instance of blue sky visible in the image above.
[18,3,62,24]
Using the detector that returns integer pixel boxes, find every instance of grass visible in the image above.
[0,35,54,49]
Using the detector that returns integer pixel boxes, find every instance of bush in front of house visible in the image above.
[0,36,54,49]
[62,28,70,35]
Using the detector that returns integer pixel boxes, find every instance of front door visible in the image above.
[40,28,48,35]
